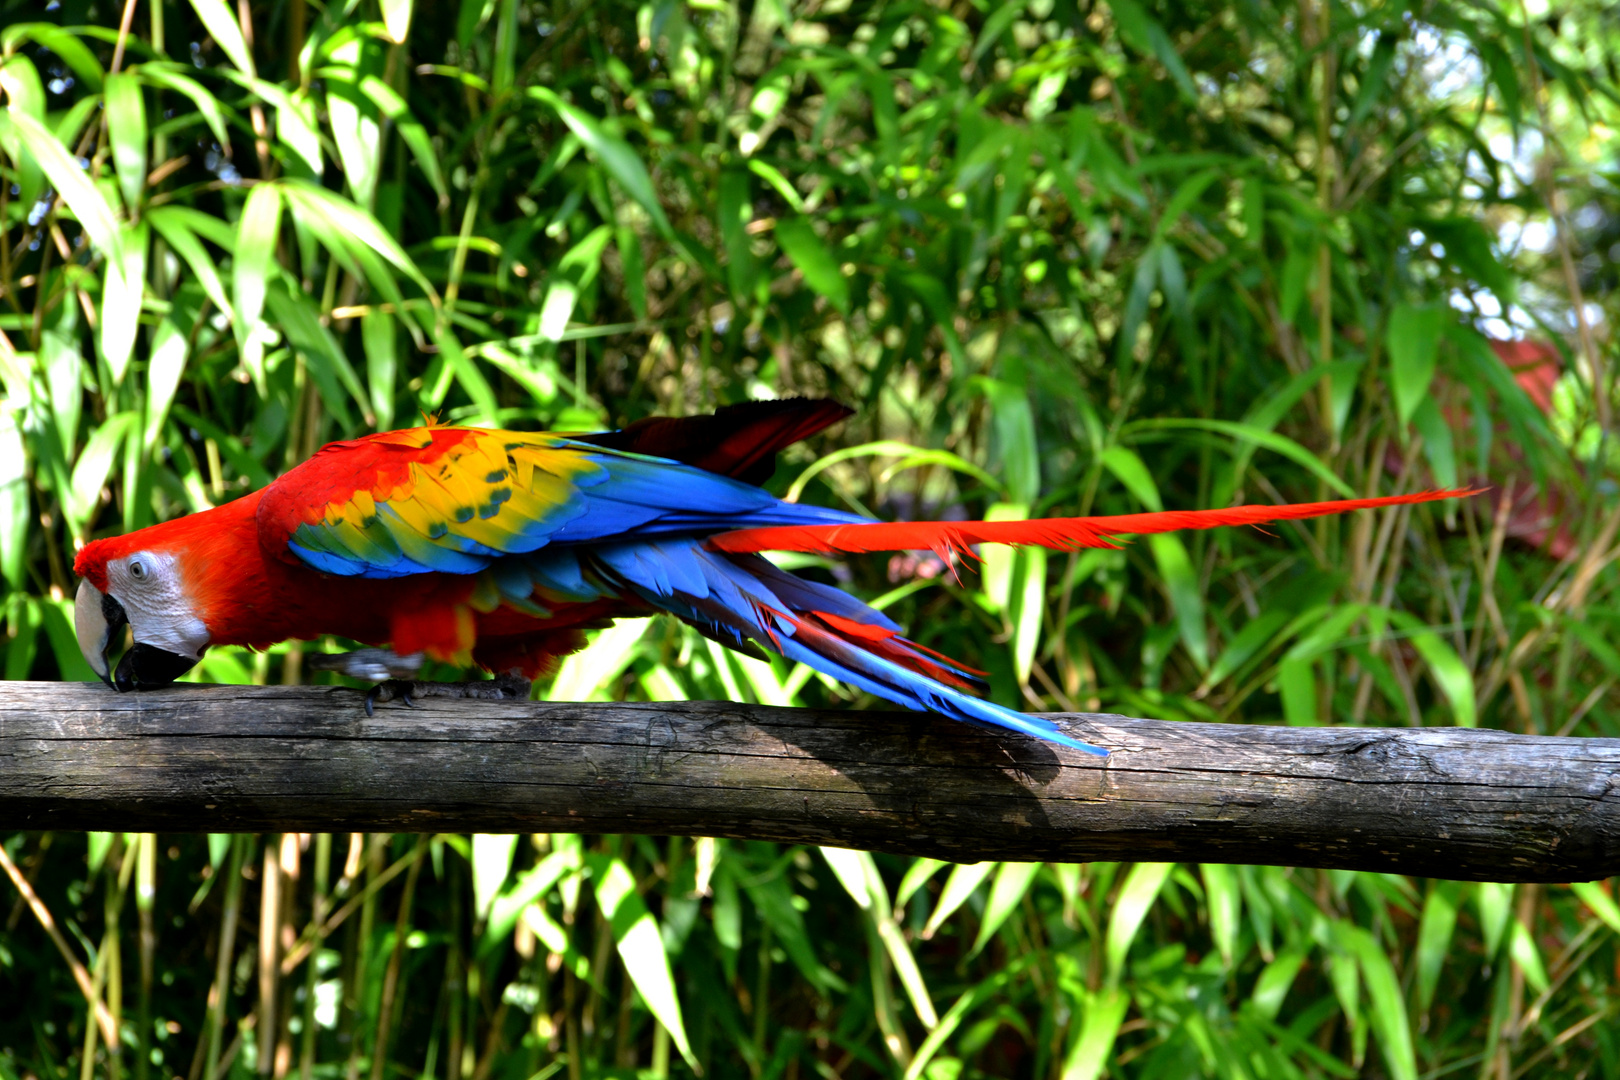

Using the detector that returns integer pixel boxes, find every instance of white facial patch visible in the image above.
[106,550,211,660]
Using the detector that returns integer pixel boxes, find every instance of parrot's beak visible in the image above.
[75,579,127,686]
[75,578,199,691]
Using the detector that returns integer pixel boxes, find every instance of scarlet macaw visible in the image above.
[73,400,1464,755]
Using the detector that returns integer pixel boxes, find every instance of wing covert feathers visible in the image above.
[576,398,852,485]
[707,489,1482,557]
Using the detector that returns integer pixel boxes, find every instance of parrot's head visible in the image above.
[73,532,210,691]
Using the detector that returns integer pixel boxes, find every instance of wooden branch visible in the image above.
[1,682,1616,882]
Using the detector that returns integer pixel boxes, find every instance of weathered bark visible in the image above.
[0,681,1615,882]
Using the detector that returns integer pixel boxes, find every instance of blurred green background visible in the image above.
[2,0,1619,1076]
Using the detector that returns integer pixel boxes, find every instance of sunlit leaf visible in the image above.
[380,0,414,43]
[969,861,1040,957]
[185,0,256,75]
[592,855,696,1069]
[1060,987,1130,1080]
[1344,924,1417,1080]
[231,182,283,393]
[99,221,148,385]
[138,65,231,147]
[1105,862,1174,983]
[546,619,650,701]
[8,109,123,264]
[66,411,137,538]
[103,72,146,210]
[923,861,995,939]
[143,317,188,455]
[148,206,234,319]
[0,410,27,590]
[470,834,519,922]
[1415,880,1463,1012]
[1388,610,1476,726]
[529,86,671,236]
[1476,881,1514,960]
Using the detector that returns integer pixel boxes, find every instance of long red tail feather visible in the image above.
[708,489,1482,557]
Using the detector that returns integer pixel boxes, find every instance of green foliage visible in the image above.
[3,0,1620,1076]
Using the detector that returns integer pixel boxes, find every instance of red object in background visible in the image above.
[1387,337,1572,559]
[1491,339,1562,413]
[1487,339,1572,560]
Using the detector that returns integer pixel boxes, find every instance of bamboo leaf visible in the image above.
[896,858,947,908]
[470,834,519,921]
[231,182,282,392]
[1100,444,1162,511]
[969,861,1041,957]
[1250,948,1307,1021]
[66,411,137,537]
[1149,533,1207,672]
[142,317,188,455]
[100,221,148,384]
[546,619,650,701]
[8,109,123,264]
[775,215,849,313]
[1508,918,1550,994]
[1388,610,1476,726]
[380,0,414,43]
[0,411,28,590]
[529,86,671,236]
[1387,304,1445,428]
[1571,882,1620,935]
[592,855,697,1069]
[148,206,234,319]
[1124,417,1356,497]
[185,0,256,75]
[280,180,435,300]
[1476,881,1514,960]
[1345,925,1418,1080]
[1202,864,1241,966]
[1060,987,1130,1080]
[924,861,995,938]
[357,74,446,198]
[103,72,147,210]
[138,65,231,146]
[1105,862,1174,983]
[0,55,46,205]
[1415,880,1463,1012]
[1,25,104,90]
[822,847,939,1027]
[324,49,381,207]
[361,311,397,430]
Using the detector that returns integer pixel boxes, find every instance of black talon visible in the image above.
[364,686,379,717]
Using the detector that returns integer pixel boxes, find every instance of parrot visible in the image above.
[73,398,1469,755]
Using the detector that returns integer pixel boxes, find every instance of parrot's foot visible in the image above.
[362,673,533,716]
[308,648,426,682]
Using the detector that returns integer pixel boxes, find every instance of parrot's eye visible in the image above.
[129,560,147,579]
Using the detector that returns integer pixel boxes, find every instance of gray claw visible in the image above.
[310,648,426,682]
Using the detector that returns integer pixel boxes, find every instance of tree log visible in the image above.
[0,681,1615,882]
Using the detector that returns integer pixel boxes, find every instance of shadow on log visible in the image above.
[1,682,1616,882]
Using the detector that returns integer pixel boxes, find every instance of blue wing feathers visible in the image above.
[510,537,1106,754]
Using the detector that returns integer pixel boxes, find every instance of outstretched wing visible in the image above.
[257,425,863,579]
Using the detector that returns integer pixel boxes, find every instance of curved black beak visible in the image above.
[75,579,198,690]
[113,643,199,691]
